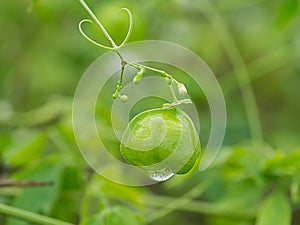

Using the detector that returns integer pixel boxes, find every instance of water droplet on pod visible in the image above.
[148,167,174,182]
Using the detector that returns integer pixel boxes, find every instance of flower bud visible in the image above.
[133,68,145,83]
[177,83,187,96]
[120,94,128,103]
[112,92,119,99]
[133,74,143,83]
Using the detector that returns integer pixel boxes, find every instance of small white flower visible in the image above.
[120,94,128,103]
[177,83,187,96]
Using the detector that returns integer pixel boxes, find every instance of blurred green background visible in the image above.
[0,0,300,225]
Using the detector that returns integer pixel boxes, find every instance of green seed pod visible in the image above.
[120,107,201,181]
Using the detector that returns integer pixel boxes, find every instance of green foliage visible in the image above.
[3,131,46,167]
[276,0,299,27]
[256,190,291,225]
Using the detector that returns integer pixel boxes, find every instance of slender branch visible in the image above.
[168,84,178,102]
[0,203,73,225]
[221,44,298,93]
[128,63,171,79]
[0,180,53,188]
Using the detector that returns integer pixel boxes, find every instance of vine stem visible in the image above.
[0,180,53,188]
[168,84,179,102]
[78,0,188,104]
[0,203,73,225]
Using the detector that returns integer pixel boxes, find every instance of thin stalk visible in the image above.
[127,63,169,76]
[0,180,53,188]
[0,203,73,225]
[168,84,178,102]
[200,0,264,145]
[127,62,183,103]
[127,62,181,84]
[221,44,298,93]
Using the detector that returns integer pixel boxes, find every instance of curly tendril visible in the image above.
[79,19,114,50]
[78,0,133,51]
[118,8,133,49]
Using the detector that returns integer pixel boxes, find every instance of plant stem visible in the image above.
[221,44,298,93]
[0,180,53,188]
[78,0,186,105]
[168,84,178,102]
[0,203,73,225]
[128,63,179,83]
[127,62,183,103]
[129,63,166,75]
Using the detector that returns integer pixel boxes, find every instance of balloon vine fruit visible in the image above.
[120,107,201,180]
[78,0,201,181]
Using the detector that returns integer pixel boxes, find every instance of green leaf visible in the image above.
[276,0,299,27]
[86,174,144,207]
[105,206,143,225]
[264,148,300,175]
[256,190,291,225]
[50,166,83,222]
[290,176,300,203]
[27,0,38,13]
[0,132,11,155]
[80,206,143,225]
[3,131,46,167]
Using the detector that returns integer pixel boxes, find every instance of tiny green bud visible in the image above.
[133,68,145,83]
[178,83,187,96]
[133,74,143,83]
[112,92,119,99]
[120,94,128,103]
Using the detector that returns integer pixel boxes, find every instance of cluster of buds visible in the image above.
[112,81,128,103]
[113,66,188,104]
